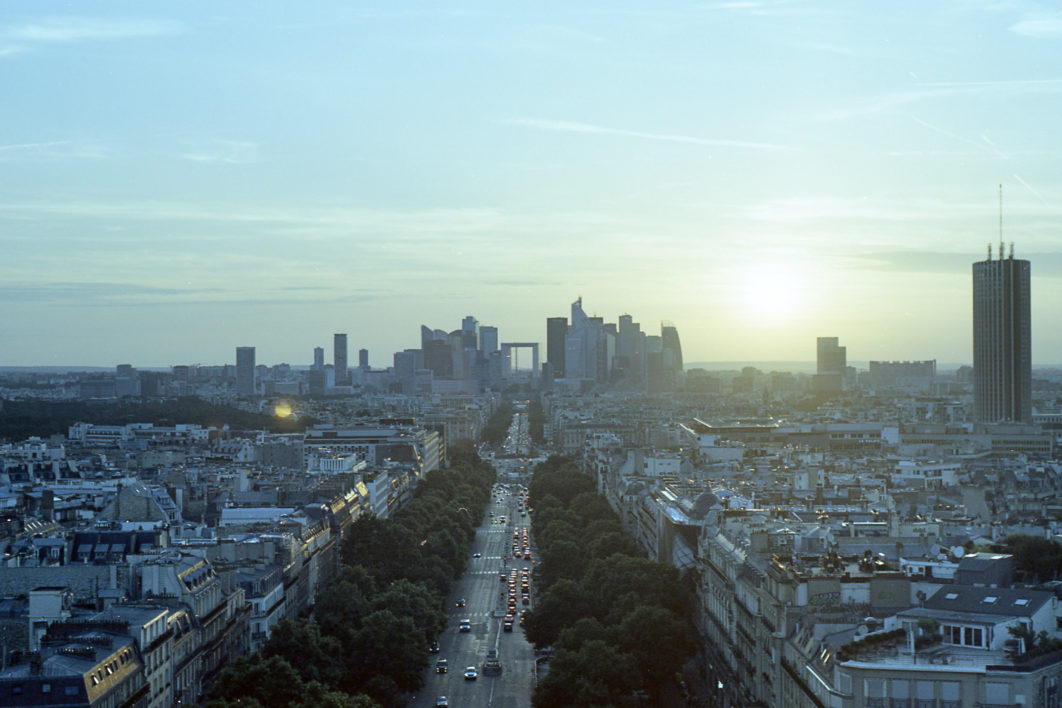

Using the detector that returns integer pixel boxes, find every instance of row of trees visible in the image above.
[207,440,497,708]
[0,396,315,441]
[480,399,514,445]
[527,399,545,444]
[523,456,696,708]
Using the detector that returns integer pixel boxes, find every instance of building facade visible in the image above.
[973,247,1032,423]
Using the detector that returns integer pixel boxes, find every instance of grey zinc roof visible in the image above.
[923,585,1051,618]
[956,552,1012,571]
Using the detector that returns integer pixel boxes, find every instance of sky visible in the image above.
[3,1,1062,368]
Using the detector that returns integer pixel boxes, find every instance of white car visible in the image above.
[464,666,478,680]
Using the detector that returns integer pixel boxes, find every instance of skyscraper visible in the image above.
[313,346,325,370]
[814,337,846,394]
[660,321,683,374]
[333,333,349,386]
[564,298,600,381]
[461,315,478,350]
[479,326,498,356]
[358,348,369,368]
[973,244,1032,423]
[546,317,567,379]
[236,346,256,396]
[817,337,846,374]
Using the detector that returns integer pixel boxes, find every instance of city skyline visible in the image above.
[4,2,1062,366]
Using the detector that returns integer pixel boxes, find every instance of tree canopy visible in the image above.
[207,446,497,708]
[525,456,697,707]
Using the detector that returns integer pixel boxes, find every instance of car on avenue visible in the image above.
[464,666,478,680]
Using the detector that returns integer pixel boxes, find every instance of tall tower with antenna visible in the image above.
[972,186,1032,423]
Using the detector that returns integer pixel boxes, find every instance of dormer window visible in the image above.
[944,592,958,600]
[983,596,998,604]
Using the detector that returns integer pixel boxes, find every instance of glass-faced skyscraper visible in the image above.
[973,245,1031,423]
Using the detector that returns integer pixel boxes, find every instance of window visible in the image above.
[41,684,51,693]
[915,680,935,708]
[890,679,911,708]
[983,596,998,604]
[944,592,958,600]
[985,682,1010,703]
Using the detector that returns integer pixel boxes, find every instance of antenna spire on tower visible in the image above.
[999,184,1004,260]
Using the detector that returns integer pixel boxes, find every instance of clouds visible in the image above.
[505,118,789,151]
[854,250,1062,278]
[820,78,1062,121]
[0,16,182,59]
[1010,15,1062,39]
[0,281,208,304]
[0,140,108,162]
[181,140,262,165]
[3,16,182,44]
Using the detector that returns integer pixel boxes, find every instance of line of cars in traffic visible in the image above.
[432,483,534,707]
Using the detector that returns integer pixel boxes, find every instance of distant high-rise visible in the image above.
[333,334,349,386]
[479,326,499,355]
[423,339,453,378]
[236,346,256,396]
[358,348,369,368]
[660,321,683,373]
[817,337,846,374]
[815,337,846,394]
[313,346,325,370]
[564,298,599,381]
[973,244,1032,423]
[546,317,567,379]
[461,316,478,350]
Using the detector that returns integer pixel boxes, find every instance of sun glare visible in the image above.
[274,401,293,418]
[735,263,807,322]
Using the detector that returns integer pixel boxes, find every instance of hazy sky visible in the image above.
[3,1,1061,368]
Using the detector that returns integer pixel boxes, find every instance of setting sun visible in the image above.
[735,263,807,322]
[274,401,292,418]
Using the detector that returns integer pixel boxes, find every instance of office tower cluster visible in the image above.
[545,298,683,393]
[973,243,1032,423]
[392,316,511,395]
